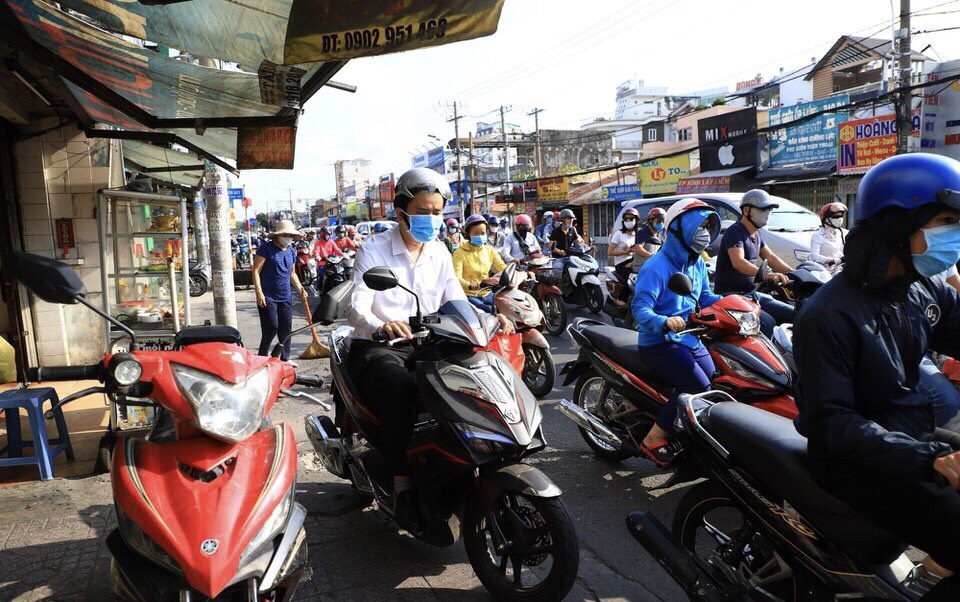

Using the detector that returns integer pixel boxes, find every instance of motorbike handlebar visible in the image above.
[28,364,103,382]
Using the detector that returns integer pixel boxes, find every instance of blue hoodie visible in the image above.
[632,208,721,348]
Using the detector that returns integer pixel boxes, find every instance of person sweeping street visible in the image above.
[252,220,329,361]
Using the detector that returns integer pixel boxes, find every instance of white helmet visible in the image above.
[664,198,714,232]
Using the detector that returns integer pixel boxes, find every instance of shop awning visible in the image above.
[52,0,506,67]
[121,140,205,189]
[3,0,504,169]
[676,167,752,194]
[756,160,836,185]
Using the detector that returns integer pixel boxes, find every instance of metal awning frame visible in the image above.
[0,0,346,167]
[87,128,239,175]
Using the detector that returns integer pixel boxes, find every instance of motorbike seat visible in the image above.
[174,325,243,348]
[582,325,670,390]
[701,402,906,566]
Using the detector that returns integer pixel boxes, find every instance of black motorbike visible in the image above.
[626,391,951,601]
[305,266,579,602]
[187,260,210,297]
[236,240,251,267]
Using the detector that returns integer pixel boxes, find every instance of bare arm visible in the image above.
[727,246,759,276]
[252,255,267,307]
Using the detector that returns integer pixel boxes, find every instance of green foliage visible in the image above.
[255,213,269,230]
[711,97,727,106]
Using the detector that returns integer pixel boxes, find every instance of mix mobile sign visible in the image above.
[837,115,898,175]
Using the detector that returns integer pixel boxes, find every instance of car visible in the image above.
[613,193,821,267]
[355,220,397,239]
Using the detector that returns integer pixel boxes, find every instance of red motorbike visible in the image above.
[558,270,795,463]
[294,240,316,286]
[521,254,567,337]
[12,251,323,602]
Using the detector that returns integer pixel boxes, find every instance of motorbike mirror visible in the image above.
[313,281,355,326]
[667,273,694,298]
[499,263,517,289]
[10,251,86,304]
[754,259,770,285]
[363,267,399,291]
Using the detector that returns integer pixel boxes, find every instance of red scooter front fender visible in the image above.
[111,423,298,598]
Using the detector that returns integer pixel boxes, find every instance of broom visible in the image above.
[298,294,331,359]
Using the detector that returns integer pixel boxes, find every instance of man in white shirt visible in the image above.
[347,168,512,527]
[499,213,542,262]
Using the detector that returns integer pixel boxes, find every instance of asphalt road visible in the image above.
[266,288,690,602]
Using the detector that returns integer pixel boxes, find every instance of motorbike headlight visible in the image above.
[173,365,270,442]
[308,258,317,267]
[727,309,761,336]
[794,250,811,262]
[239,481,296,567]
[110,353,142,386]
[453,423,514,455]
[718,353,777,389]
[438,358,522,424]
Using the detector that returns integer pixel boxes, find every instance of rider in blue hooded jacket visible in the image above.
[632,199,722,466]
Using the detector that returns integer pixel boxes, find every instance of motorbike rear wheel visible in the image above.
[521,344,555,398]
[585,284,604,314]
[573,370,632,461]
[188,275,207,297]
[540,293,567,337]
[464,492,579,602]
[673,480,799,601]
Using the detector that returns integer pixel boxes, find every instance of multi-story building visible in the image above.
[581,79,670,163]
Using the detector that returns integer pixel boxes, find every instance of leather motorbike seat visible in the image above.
[702,402,906,566]
[174,325,242,348]
[582,325,670,389]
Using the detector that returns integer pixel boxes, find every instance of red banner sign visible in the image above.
[675,175,731,194]
[237,125,296,169]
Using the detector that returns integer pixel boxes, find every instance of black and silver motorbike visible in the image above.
[626,391,952,601]
[305,266,579,602]
[188,260,210,297]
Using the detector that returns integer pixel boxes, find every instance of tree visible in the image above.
[255,213,269,230]
[711,97,727,106]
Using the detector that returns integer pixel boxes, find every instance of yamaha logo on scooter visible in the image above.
[926,303,942,326]
[200,539,219,556]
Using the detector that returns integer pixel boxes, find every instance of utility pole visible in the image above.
[527,107,544,178]
[468,133,476,215]
[448,101,465,222]
[896,0,912,153]
[500,105,511,215]
[202,163,237,328]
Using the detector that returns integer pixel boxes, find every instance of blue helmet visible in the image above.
[486,214,499,225]
[856,153,960,223]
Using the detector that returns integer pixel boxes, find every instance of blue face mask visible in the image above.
[401,210,443,244]
[912,224,960,277]
[654,222,664,231]
[470,235,485,247]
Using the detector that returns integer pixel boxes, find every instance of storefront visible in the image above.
[755,160,837,211]
[676,166,753,194]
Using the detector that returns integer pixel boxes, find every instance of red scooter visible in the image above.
[557,268,795,463]
[294,240,316,286]
[11,251,323,601]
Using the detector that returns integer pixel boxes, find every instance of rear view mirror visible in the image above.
[667,273,694,297]
[313,281,355,326]
[499,263,517,288]
[363,267,399,291]
[10,251,85,304]
[754,259,770,285]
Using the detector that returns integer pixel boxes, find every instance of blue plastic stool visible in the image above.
[0,388,74,480]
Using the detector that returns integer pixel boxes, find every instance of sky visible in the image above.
[237,0,960,216]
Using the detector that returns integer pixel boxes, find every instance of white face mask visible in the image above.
[749,208,771,228]
[623,219,637,230]
[489,226,499,234]
[276,235,293,248]
[826,217,844,228]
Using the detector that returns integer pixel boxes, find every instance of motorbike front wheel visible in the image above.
[585,284,604,314]
[464,491,579,602]
[188,275,207,297]
[521,344,555,398]
[540,293,567,337]
[673,480,798,600]
[573,369,632,461]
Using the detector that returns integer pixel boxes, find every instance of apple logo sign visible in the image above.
[718,144,735,166]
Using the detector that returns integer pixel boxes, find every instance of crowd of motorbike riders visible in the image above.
[236,152,960,600]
